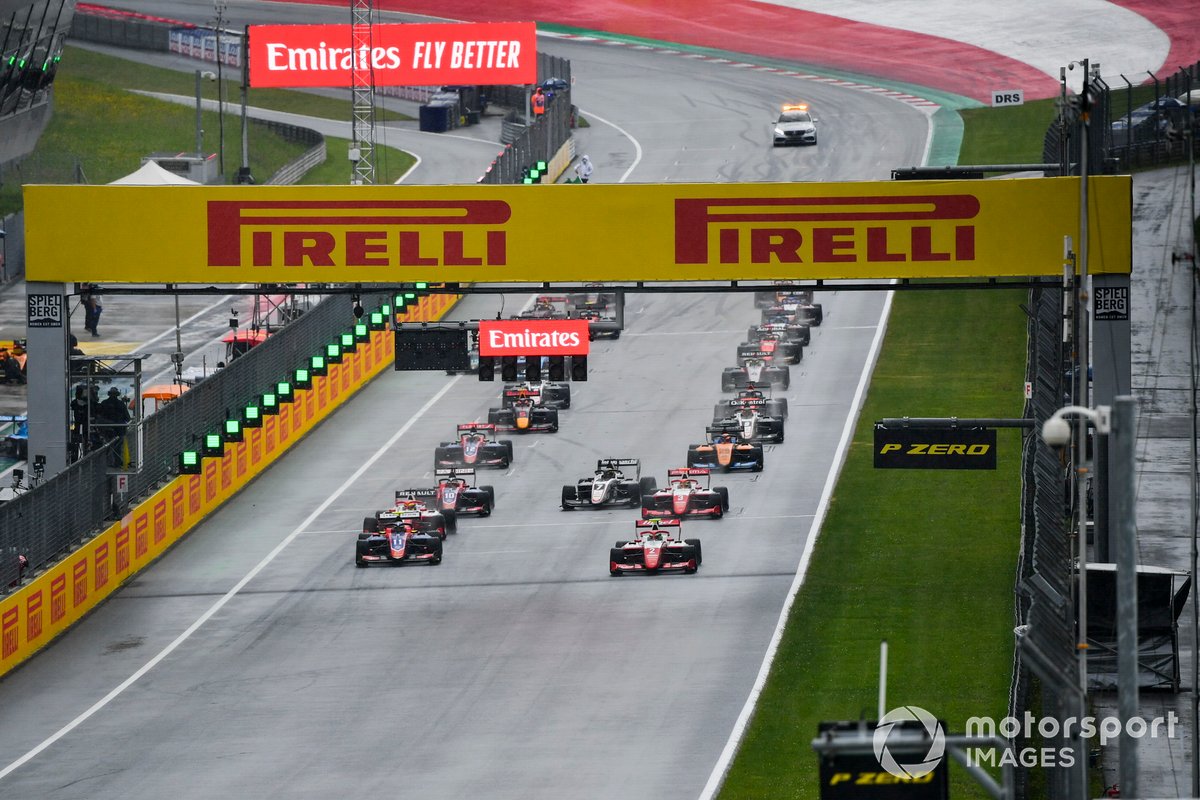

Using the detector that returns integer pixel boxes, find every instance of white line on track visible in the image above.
[576,108,642,183]
[0,376,462,783]
[134,291,245,351]
[697,291,895,800]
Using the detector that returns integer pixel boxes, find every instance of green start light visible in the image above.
[294,367,312,388]
[325,343,342,363]
[244,404,263,428]
[523,176,534,184]
[223,418,243,442]
[203,433,224,456]
[536,160,548,172]
[341,332,356,349]
[381,303,392,316]
[179,451,202,475]
[310,355,327,376]
[276,381,293,400]
[414,282,429,290]
[354,323,370,342]
[261,393,279,414]
[368,312,385,331]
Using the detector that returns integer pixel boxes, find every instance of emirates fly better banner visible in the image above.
[247,22,537,88]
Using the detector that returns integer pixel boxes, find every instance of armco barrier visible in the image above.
[0,292,458,678]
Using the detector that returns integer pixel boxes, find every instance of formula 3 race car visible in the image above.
[762,292,823,327]
[561,457,658,510]
[748,319,810,348]
[737,333,802,365]
[713,386,788,420]
[433,468,495,517]
[435,423,514,469]
[721,356,789,391]
[389,490,456,535]
[640,467,729,519]
[755,286,814,308]
[488,394,559,432]
[712,398,785,443]
[686,422,766,471]
[609,518,702,576]
[355,514,443,567]
[501,381,571,409]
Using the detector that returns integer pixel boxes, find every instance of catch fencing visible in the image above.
[478,54,574,184]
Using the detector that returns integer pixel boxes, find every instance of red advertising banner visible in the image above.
[478,319,590,356]
[248,22,537,88]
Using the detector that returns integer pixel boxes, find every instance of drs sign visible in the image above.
[991,89,1024,107]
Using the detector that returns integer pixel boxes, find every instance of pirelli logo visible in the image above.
[675,194,979,266]
[873,425,997,470]
[207,199,511,269]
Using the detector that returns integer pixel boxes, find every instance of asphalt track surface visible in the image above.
[0,9,934,799]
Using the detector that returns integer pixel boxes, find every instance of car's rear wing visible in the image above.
[457,422,496,433]
[635,518,682,530]
[380,510,423,520]
[736,398,766,407]
[668,467,710,477]
[504,389,539,399]
[435,467,475,479]
[597,457,640,475]
[396,488,437,500]
[741,350,769,359]
[708,421,744,436]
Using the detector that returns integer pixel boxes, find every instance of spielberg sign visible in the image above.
[247,22,537,88]
[478,319,590,357]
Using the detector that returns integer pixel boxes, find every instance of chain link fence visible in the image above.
[0,290,388,595]
[478,54,574,184]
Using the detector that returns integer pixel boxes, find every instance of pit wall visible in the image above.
[0,293,458,679]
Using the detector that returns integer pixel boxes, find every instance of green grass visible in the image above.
[0,46,417,212]
[718,101,1052,798]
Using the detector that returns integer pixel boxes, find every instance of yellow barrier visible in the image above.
[0,294,458,678]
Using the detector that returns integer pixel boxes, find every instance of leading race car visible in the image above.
[712,398,785,443]
[721,355,790,391]
[390,490,456,535]
[737,333,802,365]
[561,457,657,510]
[435,423,514,469]
[640,467,729,519]
[755,286,815,309]
[609,518,702,576]
[713,386,788,421]
[433,468,495,517]
[355,513,443,567]
[687,422,766,471]
[501,381,571,410]
[488,392,559,432]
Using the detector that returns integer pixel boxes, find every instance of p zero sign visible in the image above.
[873,426,997,470]
[247,22,537,88]
[478,320,589,356]
[23,178,1132,283]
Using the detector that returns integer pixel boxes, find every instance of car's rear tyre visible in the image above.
[482,485,496,506]
[502,441,514,461]
[685,538,703,565]
[478,503,491,517]
[686,447,701,468]
[443,509,457,534]
[362,517,378,533]
[561,485,576,510]
[615,541,628,548]
[639,476,657,496]
[715,486,730,511]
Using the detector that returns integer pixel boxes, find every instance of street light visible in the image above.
[1042,398,1138,800]
[194,70,217,157]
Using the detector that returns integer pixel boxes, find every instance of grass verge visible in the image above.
[717,99,1057,798]
[0,46,417,213]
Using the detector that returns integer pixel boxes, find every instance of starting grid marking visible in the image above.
[544,31,941,111]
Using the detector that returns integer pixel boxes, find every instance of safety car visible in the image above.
[721,356,789,391]
[561,458,657,510]
[609,518,702,576]
[435,423,514,469]
[640,467,729,519]
[355,513,443,567]
[686,422,766,471]
[772,103,818,146]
